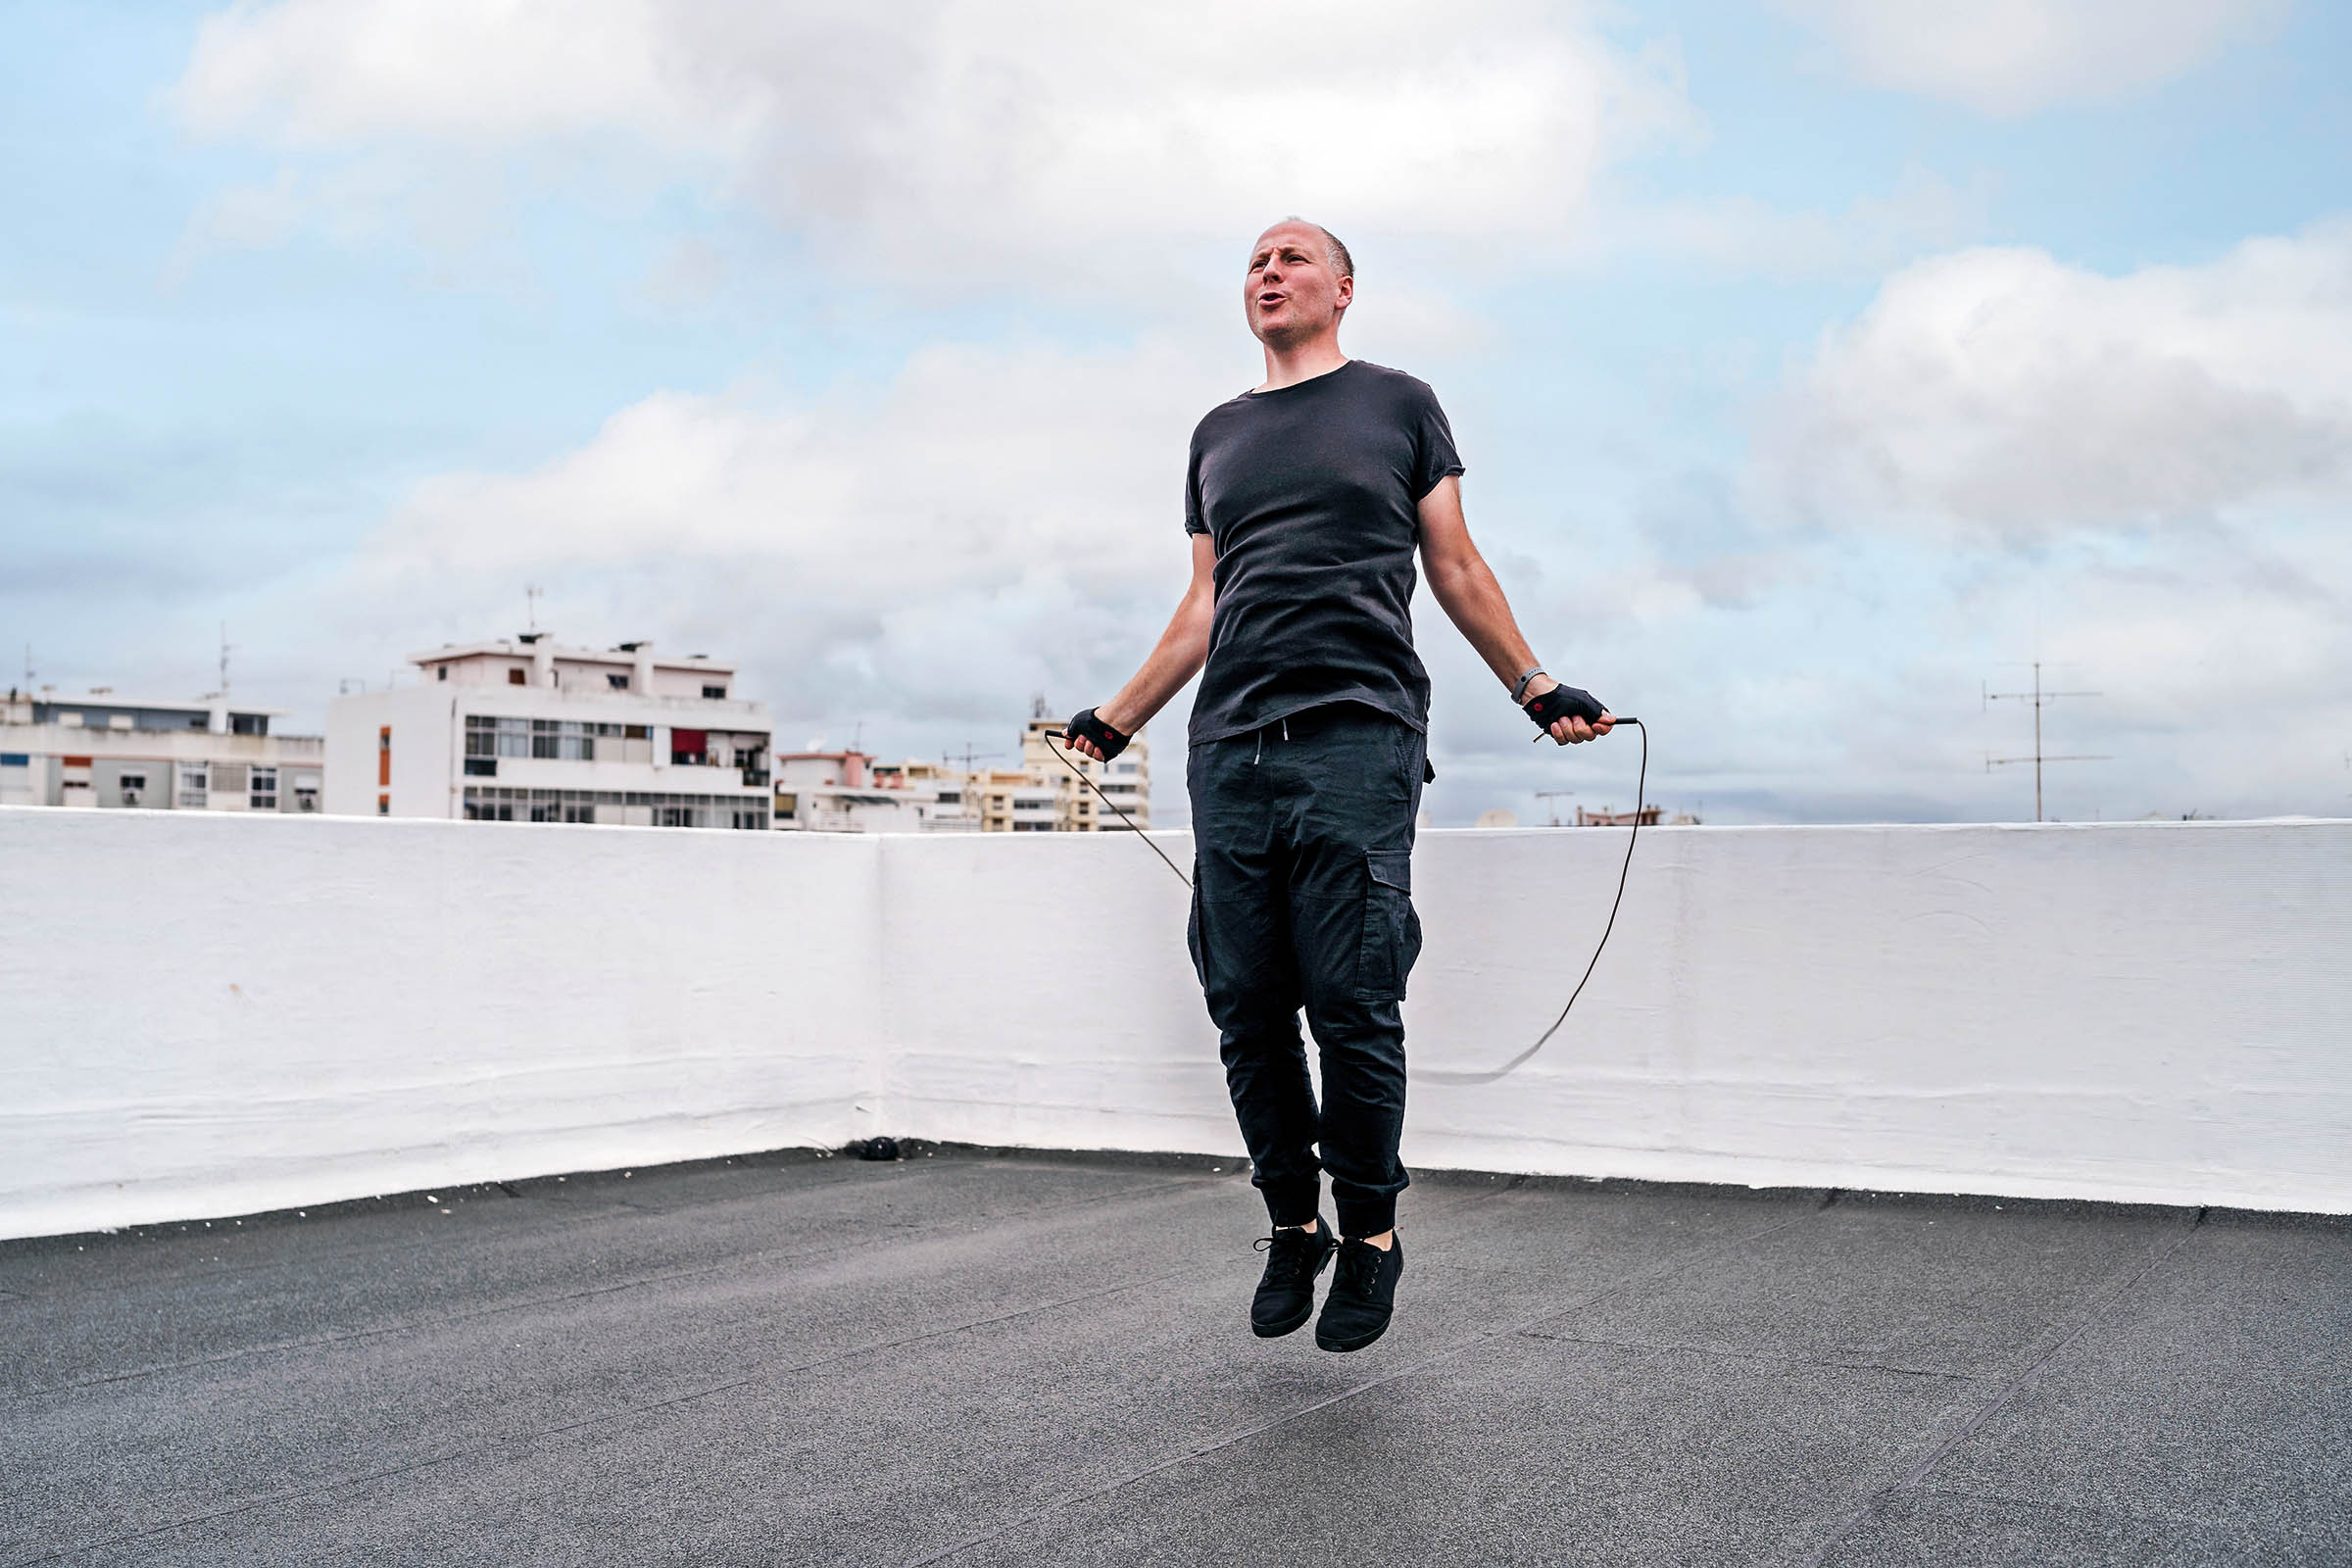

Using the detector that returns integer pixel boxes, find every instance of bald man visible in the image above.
[1064,219,1614,1351]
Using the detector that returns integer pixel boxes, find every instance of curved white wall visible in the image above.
[3,807,2346,1238]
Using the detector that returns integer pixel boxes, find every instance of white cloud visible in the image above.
[172,0,1698,273]
[1779,0,2286,117]
[339,335,1243,724]
[1755,221,2352,544]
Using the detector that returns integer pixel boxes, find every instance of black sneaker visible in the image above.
[1250,1216,1339,1338]
[1315,1234,1403,1351]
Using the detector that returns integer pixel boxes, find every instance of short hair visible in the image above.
[1277,217,1353,280]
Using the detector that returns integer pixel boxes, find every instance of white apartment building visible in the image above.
[1,689,322,814]
[324,636,771,828]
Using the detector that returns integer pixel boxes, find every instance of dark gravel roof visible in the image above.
[4,1147,2345,1566]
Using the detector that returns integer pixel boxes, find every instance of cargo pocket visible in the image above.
[1354,848,1421,1002]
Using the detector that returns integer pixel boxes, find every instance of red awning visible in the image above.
[670,729,708,752]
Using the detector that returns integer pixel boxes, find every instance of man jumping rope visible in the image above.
[1061,219,1616,1351]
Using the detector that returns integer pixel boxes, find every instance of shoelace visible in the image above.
[1330,1241,1385,1298]
[1252,1229,1323,1286]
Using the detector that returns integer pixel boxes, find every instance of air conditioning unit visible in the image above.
[122,789,140,807]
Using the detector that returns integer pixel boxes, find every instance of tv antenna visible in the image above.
[1984,661,2108,822]
[524,585,543,632]
[218,623,233,696]
[1533,789,1576,826]
[945,743,1003,772]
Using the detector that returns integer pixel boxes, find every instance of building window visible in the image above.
[508,668,525,685]
[437,665,448,681]
[0,752,27,766]
[703,684,727,700]
[250,767,278,810]
[119,772,148,807]
[377,795,389,815]
[213,762,248,797]
[178,765,208,808]
[464,758,498,777]
[465,715,533,759]
[608,673,629,690]
[293,776,319,811]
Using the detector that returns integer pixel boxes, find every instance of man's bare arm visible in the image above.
[1417,476,1611,746]
[1067,532,1217,759]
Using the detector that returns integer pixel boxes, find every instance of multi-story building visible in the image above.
[772,750,938,833]
[1,689,322,814]
[1019,711,1150,831]
[863,758,981,831]
[820,712,1152,835]
[323,636,770,828]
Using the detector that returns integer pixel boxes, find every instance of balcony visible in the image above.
[3,809,2346,1563]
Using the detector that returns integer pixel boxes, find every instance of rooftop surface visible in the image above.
[5,1149,2345,1566]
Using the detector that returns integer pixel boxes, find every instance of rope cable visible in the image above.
[1042,716,1647,1083]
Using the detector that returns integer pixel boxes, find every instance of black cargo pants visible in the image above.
[1186,702,1425,1238]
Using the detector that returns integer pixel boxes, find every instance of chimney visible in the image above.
[207,695,229,735]
[633,641,656,695]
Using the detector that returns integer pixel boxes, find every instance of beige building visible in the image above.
[1,689,322,815]
[1020,711,1151,832]
[828,709,1152,835]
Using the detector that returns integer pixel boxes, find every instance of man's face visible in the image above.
[1245,223,1351,348]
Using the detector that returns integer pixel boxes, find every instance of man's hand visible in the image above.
[1523,676,1615,746]
[1062,708,1129,762]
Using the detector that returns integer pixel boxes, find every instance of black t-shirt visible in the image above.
[1184,359,1464,744]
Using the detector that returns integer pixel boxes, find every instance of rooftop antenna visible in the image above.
[218,623,233,696]
[524,584,542,633]
[1984,661,2109,822]
[1031,693,1051,720]
[851,719,864,754]
[1534,789,1576,827]
[946,742,1003,772]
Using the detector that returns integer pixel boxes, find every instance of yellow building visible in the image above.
[863,709,1152,833]
[1021,712,1150,831]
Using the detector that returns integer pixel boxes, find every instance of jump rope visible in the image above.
[1042,713,1646,1083]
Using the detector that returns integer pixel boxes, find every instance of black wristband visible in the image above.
[1064,708,1129,760]
[1524,684,1607,729]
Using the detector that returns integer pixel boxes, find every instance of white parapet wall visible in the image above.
[3,807,2347,1238]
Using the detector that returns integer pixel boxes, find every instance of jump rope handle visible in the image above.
[1534,715,1640,742]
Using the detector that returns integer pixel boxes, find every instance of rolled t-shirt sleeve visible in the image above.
[1409,387,1466,500]
[1184,437,1208,536]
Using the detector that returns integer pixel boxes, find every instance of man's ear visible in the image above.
[1334,273,1354,312]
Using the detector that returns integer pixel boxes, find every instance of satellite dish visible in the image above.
[1473,808,1520,830]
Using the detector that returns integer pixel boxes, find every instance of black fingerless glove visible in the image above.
[1524,684,1607,730]
[1064,708,1129,760]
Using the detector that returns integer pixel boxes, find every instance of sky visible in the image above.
[4,0,2348,827]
